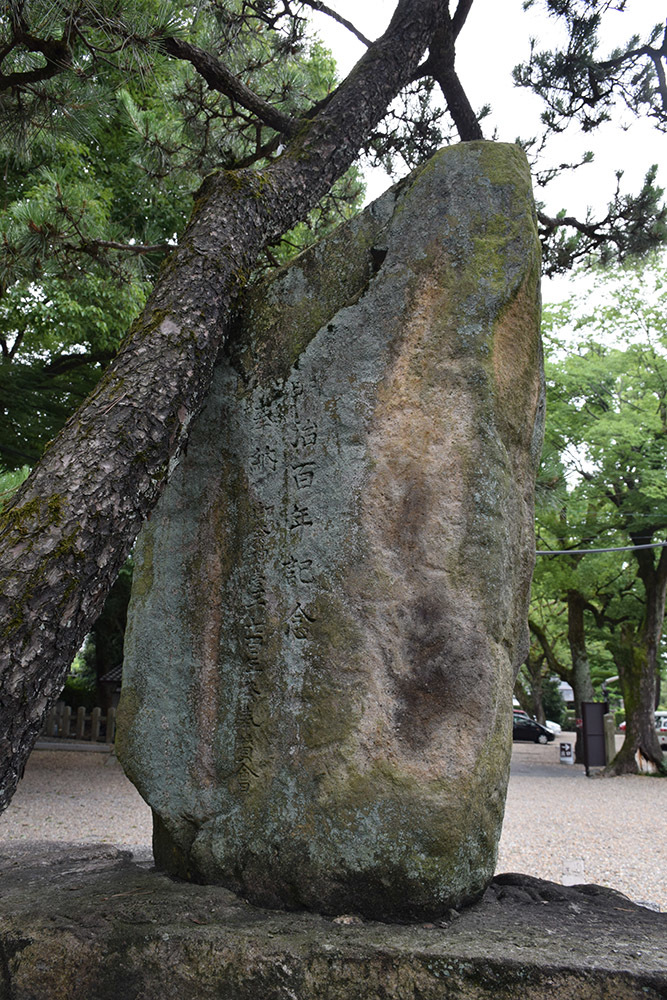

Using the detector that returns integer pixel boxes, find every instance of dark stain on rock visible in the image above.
[395,595,486,751]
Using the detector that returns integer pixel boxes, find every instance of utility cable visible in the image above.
[536,541,667,555]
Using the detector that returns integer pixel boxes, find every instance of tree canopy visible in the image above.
[1,0,667,808]
[533,256,667,771]
[0,7,362,469]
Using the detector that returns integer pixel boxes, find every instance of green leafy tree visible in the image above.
[1,0,667,811]
[532,497,644,759]
[540,256,667,772]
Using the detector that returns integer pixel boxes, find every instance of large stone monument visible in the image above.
[117,141,544,921]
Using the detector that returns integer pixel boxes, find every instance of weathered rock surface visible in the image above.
[0,845,665,1000]
[117,141,544,920]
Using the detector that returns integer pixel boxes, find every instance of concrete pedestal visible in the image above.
[0,844,665,999]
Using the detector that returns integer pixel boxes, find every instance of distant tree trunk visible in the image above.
[607,543,667,775]
[567,590,595,764]
[528,619,572,726]
[0,0,447,814]
[515,652,547,724]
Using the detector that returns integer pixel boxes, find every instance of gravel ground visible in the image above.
[1,733,666,911]
[499,734,667,911]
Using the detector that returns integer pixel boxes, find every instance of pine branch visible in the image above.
[160,36,299,137]
[78,238,173,256]
[597,22,667,113]
[0,32,72,91]
[451,0,475,38]
[413,8,483,140]
[44,351,115,375]
[297,1,372,47]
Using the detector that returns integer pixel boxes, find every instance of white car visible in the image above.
[618,712,667,750]
[656,712,667,750]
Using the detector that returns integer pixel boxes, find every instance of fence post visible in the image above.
[91,707,101,742]
[45,709,59,737]
[61,705,72,739]
[76,706,86,740]
[106,707,116,744]
[603,712,616,766]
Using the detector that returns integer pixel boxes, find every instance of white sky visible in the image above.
[306,1,665,300]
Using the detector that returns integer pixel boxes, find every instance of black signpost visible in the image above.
[581,701,609,776]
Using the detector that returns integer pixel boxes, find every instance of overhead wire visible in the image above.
[536,541,667,555]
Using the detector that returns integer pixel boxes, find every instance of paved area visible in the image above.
[0,733,665,910]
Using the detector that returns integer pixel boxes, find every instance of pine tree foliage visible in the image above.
[515,0,667,273]
[0,1,364,469]
[518,0,667,133]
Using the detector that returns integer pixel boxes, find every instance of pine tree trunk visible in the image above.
[0,0,444,812]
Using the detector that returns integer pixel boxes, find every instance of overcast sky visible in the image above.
[306,1,665,298]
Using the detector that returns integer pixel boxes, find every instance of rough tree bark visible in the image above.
[608,541,667,775]
[0,0,462,813]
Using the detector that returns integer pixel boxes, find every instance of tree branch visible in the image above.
[159,36,299,137]
[297,1,372,47]
[79,239,173,257]
[416,8,483,140]
[537,208,604,241]
[44,351,115,376]
[452,0,475,39]
[596,23,667,113]
[528,619,569,681]
[0,31,72,92]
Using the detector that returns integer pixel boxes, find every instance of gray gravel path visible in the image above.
[1,734,665,910]
[499,733,667,911]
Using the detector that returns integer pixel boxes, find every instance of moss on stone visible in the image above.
[119,140,543,921]
[114,684,141,779]
[128,524,154,600]
[228,206,391,385]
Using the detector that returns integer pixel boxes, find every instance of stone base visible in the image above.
[0,844,665,1000]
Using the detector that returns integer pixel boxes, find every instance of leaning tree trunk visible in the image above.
[0,0,445,813]
[607,544,667,775]
[567,590,595,764]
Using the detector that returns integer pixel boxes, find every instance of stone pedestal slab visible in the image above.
[0,845,665,1000]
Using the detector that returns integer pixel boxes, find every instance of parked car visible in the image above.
[618,713,667,749]
[513,709,562,736]
[656,712,667,750]
[512,714,555,744]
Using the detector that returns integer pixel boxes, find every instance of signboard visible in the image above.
[581,701,608,775]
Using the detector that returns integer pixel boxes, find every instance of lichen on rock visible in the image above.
[118,141,544,921]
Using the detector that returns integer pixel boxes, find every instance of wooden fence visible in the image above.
[42,701,116,744]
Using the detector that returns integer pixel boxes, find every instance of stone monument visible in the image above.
[117,141,544,921]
